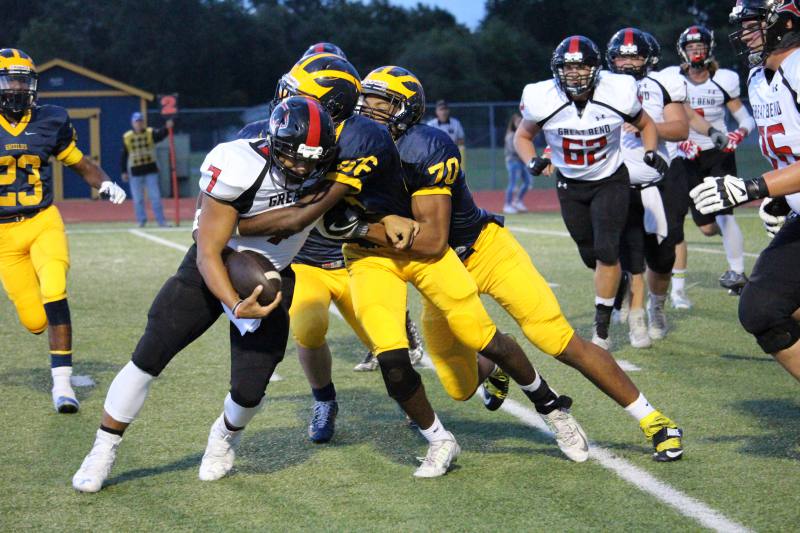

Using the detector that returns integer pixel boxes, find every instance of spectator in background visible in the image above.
[120,112,173,227]
[504,113,530,214]
[426,100,465,165]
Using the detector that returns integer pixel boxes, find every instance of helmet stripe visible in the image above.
[306,100,321,147]
[314,44,325,53]
[623,28,634,46]
[568,36,580,54]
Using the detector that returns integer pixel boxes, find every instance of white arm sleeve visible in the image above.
[731,105,755,134]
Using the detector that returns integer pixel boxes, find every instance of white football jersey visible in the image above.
[664,65,740,151]
[520,71,642,181]
[622,69,688,184]
[748,48,800,214]
[197,138,316,270]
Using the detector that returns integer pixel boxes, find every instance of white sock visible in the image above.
[419,414,450,443]
[716,214,745,273]
[624,393,656,422]
[96,427,122,445]
[650,293,667,306]
[671,269,686,293]
[51,366,73,392]
[103,361,155,424]
[595,296,615,307]
[519,372,543,392]
[223,393,265,429]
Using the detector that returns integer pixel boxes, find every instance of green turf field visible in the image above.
[1,214,798,531]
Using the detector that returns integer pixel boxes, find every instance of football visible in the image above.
[223,249,282,306]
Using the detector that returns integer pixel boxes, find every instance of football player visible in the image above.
[664,25,755,302]
[71,97,407,491]
[356,65,684,462]
[514,36,668,351]
[690,0,800,382]
[608,28,690,347]
[240,51,424,445]
[0,49,126,413]
[240,57,588,476]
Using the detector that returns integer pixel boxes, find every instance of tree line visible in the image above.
[7,0,743,107]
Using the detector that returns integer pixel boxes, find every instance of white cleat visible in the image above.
[647,297,668,340]
[409,346,424,366]
[591,325,611,351]
[413,433,461,478]
[353,352,379,372]
[540,406,590,463]
[628,309,652,349]
[52,374,80,413]
[502,204,518,214]
[198,415,243,481]
[670,290,692,310]
[72,430,121,493]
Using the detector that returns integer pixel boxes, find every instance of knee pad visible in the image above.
[576,243,596,269]
[44,298,71,326]
[646,246,676,275]
[594,243,619,266]
[290,304,329,349]
[16,298,47,334]
[377,348,422,402]
[739,285,800,353]
[230,379,268,408]
[38,260,68,303]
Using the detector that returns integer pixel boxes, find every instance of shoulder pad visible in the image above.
[337,115,394,159]
[713,69,741,98]
[649,69,688,103]
[237,119,269,140]
[594,71,642,118]
[520,80,566,124]
[198,140,266,202]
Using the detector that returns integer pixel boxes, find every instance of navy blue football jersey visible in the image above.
[0,105,83,217]
[397,124,499,256]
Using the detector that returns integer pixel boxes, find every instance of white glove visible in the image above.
[678,140,700,160]
[689,175,749,215]
[759,197,788,239]
[99,181,127,204]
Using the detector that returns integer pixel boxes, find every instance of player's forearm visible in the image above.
[763,162,800,197]
[686,105,712,135]
[656,119,689,142]
[513,127,537,163]
[70,157,110,188]
[196,251,240,309]
[637,114,659,153]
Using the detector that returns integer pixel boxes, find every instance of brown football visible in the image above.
[223,249,282,306]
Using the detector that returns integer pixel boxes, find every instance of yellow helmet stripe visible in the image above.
[288,66,361,99]
[365,70,418,98]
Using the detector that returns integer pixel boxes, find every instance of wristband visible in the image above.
[745,176,769,200]
[231,299,244,317]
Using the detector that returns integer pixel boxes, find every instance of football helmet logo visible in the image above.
[356,66,425,137]
[606,27,652,80]
[551,36,602,98]
[275,53,362,123]
[677,25,715,68]
[267,96,337,186]
[0,48,37,114]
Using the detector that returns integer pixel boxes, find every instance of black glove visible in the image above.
[316,202,369,240]
[708,127,728,150]
[643,150,668,177]
[528,156,551,176]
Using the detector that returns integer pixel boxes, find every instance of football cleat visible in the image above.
[413,433,461,478]
[72,430,121,493]
[52,386,80,414]
[540,396,590,463]
[591,323,611,351]
[406,312,425,365]
[628,309,652,349]
[353,352,378,372]
[503,204,518,214]
[481,367,510,411]
[308,400,338,443]
[640,411,683,462]
[199,415,243,481]
[719,270,748,296]
[670,289,692,310]
[647,297,668,340]
[512,199,528,213]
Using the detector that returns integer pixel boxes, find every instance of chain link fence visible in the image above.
[148,100,770,199]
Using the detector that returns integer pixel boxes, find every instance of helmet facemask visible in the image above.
[729,2,800,67]
[269,136,337,188]
[0,68,37,115]
[554,61,599,98]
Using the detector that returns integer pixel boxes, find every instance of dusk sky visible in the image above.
[386,0,487,30]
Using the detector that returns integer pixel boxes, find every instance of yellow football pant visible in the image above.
[344,244,497,401]
[0,206,70,334]
[422,223,574,376]
[289,264,372,350]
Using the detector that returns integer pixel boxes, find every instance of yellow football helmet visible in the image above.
[0,48,37,113]
[356,66,425,137]
[274,53,361,123]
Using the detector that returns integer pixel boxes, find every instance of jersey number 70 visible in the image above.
[0,155,43,207]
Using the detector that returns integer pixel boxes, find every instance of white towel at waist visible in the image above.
[221,302,262,335]
[640,185,668,244]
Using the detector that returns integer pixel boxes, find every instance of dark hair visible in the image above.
[506,112,521,133]
[681,59,719,75]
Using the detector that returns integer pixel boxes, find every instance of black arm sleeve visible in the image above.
[152,127,169,143]
[120,144,129,174]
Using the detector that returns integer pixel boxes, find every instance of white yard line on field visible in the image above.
[328,303,749,532]
[126,229,283,382]
[508,226,760,259]
[67,226,187,234]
